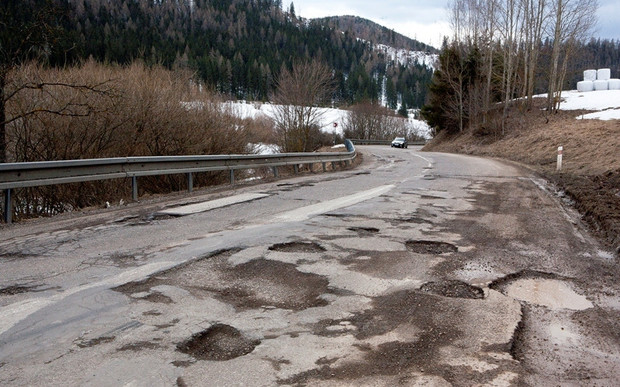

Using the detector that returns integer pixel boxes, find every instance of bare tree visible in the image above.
[271,60,335,152]
[547,0,597,112]
[0,0,115,163]
[522,0,548,109]
[343,101,406,140]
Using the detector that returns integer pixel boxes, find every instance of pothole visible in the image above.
[0,285,37,295]
[76,336,115,348]
[115,250,330,311]
[347,227,380,236]
[420,280,484,299]
[118,341,162,352]
[108,253,142,268]
[406,241,458,254]
[268,241,326,253]
[490,271,592,310]
[177,324,260,361]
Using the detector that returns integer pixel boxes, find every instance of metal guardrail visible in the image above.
[1,140,356,224]
[350,139,426,146]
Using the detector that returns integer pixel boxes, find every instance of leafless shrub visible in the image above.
[271,60,335,152]
[5,60,251,218]
[343,101,413,140]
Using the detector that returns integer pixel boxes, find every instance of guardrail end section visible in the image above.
[344,139,355,153]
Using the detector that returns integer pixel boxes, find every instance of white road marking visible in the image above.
[412,152,433,169]
[157,193,270,216]
[275,185,395,222]
[0,261,176,336]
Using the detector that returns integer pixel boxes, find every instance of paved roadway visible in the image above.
[1,146,619,386]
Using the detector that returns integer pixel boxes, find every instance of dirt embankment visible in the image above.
[423,99,620,253]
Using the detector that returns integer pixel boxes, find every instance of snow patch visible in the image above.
[225,101,433,139]
[374,44,437,70]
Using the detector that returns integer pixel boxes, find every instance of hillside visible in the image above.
[9,0,433,107]
[424,91,620,254]
[316,16,436,53]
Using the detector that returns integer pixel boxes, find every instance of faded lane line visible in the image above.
[412,152,433,169]
[275,185,395,222]
[157,193,270,216]
[0,261,176,337]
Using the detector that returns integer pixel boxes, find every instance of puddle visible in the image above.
[177,324,260,361]
[420,280,484,299]
[502,279,593,310]
[405,241,458,254]
[268,241,326,253]
[490,270,593,310]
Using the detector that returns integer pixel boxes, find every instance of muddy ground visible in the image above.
[424,98,620,255]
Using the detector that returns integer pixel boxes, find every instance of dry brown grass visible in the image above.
[4,60,277,218]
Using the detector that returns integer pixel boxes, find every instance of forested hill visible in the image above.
[19,0,433,108]
[317,16,436,53]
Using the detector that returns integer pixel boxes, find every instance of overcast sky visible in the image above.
[291,0,620,48]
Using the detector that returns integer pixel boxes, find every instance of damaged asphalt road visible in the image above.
[1,146,619,386]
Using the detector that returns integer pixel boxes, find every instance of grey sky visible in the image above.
[292,0,620,48]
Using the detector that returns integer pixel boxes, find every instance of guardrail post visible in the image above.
[229,169,235,185]
[187,173,193,193]
[322,162,327,172]
[331,161,336,170]
[3,189,12,224]
[272,167,279,178]
[294,164,299,174]
[132,176,138,201]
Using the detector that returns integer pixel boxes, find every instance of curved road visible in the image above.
[1,146,618,386]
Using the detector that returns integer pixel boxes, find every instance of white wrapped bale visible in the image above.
[594,80,609,91]
[609,79,620,90]
[584,69,597,81]
[577,80,594,92]
[597,68,611,81]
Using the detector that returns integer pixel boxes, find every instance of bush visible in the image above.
[5,60,252,218]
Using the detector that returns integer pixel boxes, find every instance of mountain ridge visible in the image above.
[315,15,437,53]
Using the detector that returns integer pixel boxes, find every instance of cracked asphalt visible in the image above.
[1,146,619,386]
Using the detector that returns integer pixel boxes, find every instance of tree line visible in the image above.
[7,0,433,106]
[422,0,609,136]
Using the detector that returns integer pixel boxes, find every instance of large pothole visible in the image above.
[406,240,458,254]
[419,280,484,299]
[177,324,260,361]
[115,250,330,311]
[490,271,593,310]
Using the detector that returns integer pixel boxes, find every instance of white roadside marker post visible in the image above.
[557,146,563,171]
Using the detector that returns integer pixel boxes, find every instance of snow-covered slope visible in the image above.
[226,101,432,138]
[375,44,438,70]
[556,90,620,120]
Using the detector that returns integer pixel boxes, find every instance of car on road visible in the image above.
[391,137,408,148]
